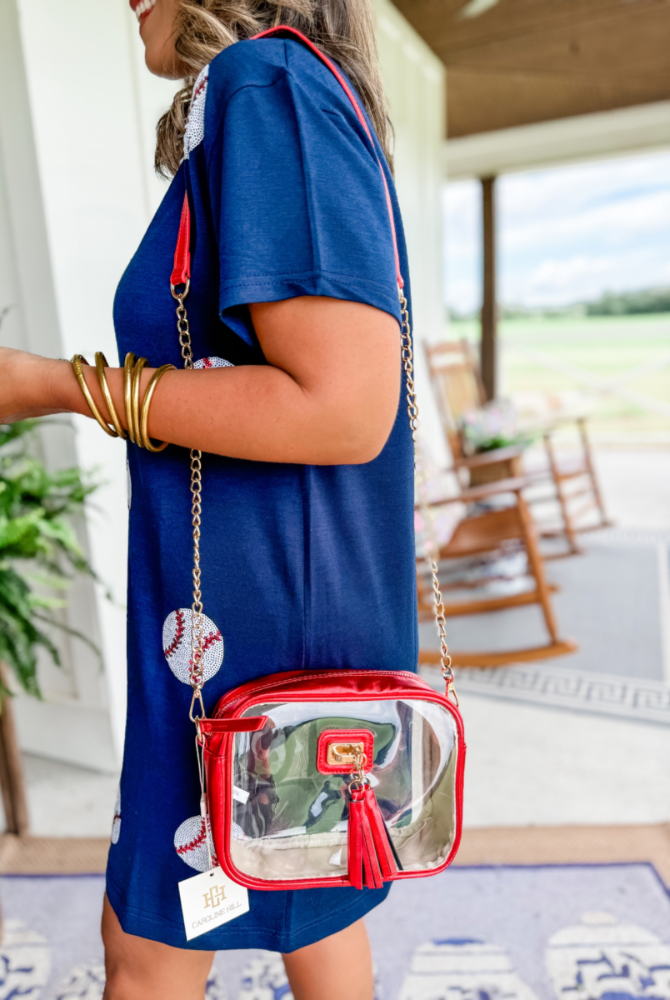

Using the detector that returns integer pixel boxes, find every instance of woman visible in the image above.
[0,0,417,996]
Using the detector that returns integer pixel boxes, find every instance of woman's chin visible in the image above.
[144,45,182,80]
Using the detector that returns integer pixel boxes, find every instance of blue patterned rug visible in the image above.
[1,862,669,998]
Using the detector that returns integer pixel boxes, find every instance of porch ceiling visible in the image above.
[389,0,670,136]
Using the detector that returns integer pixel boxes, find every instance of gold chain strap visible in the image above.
[398,290,456,703]
[172,281,207,722]
[348,748,369,791]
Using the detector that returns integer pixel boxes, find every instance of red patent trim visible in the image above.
[205,669,465,891]
[171,192,191,287]
[214,668,442,719]
[251,26,404,290]
[198,716,267,734]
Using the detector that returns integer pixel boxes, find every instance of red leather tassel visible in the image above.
[348,790,365,890]
[348,785,398,889]
[362,784,398,880]
[360,805,384,889]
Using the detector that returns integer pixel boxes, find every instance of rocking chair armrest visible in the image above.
[415,475,534,509]
[456,475,535,503]
[453,445,526,469]
[520,412,590,435]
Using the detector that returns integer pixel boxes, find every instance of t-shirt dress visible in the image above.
[107,35,418,951]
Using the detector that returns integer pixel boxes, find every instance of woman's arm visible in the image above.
[0,296,401,465]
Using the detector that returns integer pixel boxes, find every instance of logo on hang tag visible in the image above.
[178,866,249,941]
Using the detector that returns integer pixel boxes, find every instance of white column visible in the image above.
[374,0,449,469]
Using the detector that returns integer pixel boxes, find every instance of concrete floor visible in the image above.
[593,448,670,531]
[6,447,670,838]
[461,692,670,828]
[19,754,119,839]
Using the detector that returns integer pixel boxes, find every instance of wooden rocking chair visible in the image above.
[424,338,611,556]
[417,477,578,668]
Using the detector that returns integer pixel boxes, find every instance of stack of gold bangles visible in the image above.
[71,352,175,453]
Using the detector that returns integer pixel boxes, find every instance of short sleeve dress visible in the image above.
[106,36,417,952]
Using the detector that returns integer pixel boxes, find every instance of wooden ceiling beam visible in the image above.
[389,0,670,136]
[442,8,670,76]
[446,69,670,135]
[393,0,669,54]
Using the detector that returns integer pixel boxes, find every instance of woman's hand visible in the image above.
[0,347,72,423]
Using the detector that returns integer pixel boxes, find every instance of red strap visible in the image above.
[171,26,405,291]
[171,192,191,287]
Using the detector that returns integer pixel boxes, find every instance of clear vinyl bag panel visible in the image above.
[229,699,460,882]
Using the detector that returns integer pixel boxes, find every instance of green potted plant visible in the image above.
[0,418,99,834]
[0,420,100,698]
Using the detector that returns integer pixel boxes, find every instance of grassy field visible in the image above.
[449,313,670,444]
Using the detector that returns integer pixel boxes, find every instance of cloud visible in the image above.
[502,189,670,252]
[514,248,670,307]
[516,254,624,307]
[444,149,670,312]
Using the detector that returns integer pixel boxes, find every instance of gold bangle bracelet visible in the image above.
[71,355,117,437]
[95,352,126,440]
[123,353,138,444]
[131,356,148,448]
[139,364,175,452]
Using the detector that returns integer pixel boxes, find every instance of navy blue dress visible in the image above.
[106,36,417,951]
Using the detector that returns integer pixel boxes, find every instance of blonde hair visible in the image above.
[155,0,392,177]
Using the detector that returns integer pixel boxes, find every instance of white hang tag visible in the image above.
[178,866,249,941]
[232,785,250,804]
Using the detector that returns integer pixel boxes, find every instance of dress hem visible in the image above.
[105,869,391,952]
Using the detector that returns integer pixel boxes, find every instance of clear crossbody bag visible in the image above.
[169,26,465,892]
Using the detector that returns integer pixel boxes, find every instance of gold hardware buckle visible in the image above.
[326,742,365,767]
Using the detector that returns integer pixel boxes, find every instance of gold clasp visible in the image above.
[189,688,206,723]
[326,741,365,767]
[347,747,369,792]
[443,667,460,708]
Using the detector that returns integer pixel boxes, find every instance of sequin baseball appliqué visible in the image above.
[183,65,208,161]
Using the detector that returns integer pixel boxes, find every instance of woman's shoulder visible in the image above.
[208,37,290,97]
[204,37,349,122]
[187,40,291,162]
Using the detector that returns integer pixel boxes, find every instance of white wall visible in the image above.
[0,0,447,772]
[374,0,449,467]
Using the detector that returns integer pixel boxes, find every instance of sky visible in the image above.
[443,149,670,314]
